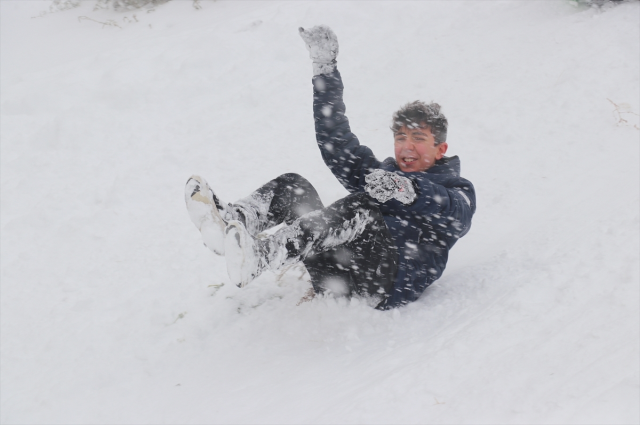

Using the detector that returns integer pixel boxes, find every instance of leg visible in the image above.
[303,248,353,296]
[226,192,398,302]
[185,173,322,254]
[232,173,324,236]
[299,193,398,298]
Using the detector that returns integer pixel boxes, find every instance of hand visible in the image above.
[298,25,339,76]
[365,169,417,205]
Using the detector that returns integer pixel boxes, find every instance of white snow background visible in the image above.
[1,1,639,424]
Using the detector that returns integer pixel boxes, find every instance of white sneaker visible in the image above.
[224,220,269,287]
[185,175,227,255]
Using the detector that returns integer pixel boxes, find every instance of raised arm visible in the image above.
[299,26,380,193]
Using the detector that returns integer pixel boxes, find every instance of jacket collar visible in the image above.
[428,155,461,177]
[388,155,461,177]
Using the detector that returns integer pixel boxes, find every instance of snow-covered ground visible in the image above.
[1,1,639,423]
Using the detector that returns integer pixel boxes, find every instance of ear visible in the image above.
[435,142,448,160]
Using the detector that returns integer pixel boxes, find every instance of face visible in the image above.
[394,125,448,172]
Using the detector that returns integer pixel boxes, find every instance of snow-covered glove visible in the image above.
[298,25,339,76]
[365,169,417,205]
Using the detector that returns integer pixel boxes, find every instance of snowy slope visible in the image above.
[1,1,639,424]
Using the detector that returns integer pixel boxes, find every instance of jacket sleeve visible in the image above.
[312,69,381,193]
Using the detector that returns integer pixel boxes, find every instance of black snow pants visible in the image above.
[234,173,398,300]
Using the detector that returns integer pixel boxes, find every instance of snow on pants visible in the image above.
[232,173,398,299]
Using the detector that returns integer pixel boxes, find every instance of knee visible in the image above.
[277,173,311,187]
[341,191,383,216]
[276,173,319,197]
[345,191,373,207]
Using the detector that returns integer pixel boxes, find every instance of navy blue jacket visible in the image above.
[312,70,476,308]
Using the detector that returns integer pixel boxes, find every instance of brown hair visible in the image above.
[391,101,448,145]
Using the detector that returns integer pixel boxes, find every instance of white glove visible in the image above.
[298,25,339,76]
[365,169,417,205]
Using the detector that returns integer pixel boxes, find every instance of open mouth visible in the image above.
[402,158,417,164]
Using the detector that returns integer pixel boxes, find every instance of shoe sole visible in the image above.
[185,175,226,255]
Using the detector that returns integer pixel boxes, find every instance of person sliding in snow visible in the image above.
[185,25,476,309]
